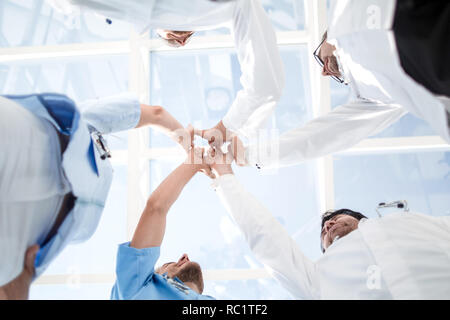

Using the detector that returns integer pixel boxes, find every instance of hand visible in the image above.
[173,124,195,153]
[185,147,216,179]
[227,135,248,167]
[200,121,228,149]
[209,147,234,177]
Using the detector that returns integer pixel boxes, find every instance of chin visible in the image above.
[176,262,204,292]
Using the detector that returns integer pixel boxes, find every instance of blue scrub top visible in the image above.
[111,242,215,300]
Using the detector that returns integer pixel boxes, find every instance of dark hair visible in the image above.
[320,208,367,253]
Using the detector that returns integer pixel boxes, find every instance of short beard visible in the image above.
[174,262,204,293]
[328,55,341,76]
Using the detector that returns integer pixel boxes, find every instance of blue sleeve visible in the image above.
[79,93,141,134]
[114,242,160,299]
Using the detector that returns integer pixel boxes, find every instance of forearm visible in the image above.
[247,100,407,169]
[130,163,198,249]
[136,104,188,145]
[136,104,181,129]
[147,163,197,214]
[223,0,284,137]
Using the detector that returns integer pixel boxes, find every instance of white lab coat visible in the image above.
[213,174,450,299]
[54,0,285,139]
[0,94,140,286]
[0,97,69,286]
[248,0,450,169]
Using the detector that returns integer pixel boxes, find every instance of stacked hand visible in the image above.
[184,121,248,170]
[182,121,250,178]
[186,146,217,179]
[185,145,234,179]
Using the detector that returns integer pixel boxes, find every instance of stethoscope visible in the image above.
[375,200,409,217]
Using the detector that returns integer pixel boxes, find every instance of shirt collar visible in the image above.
[161,273,192,293]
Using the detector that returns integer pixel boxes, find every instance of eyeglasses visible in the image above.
[313,38,345,84]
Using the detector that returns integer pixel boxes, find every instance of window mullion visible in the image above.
[127,30,151,241]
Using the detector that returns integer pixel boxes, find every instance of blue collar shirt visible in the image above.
[111,242,215,300]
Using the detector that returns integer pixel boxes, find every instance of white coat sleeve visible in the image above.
[213,174,318,299]
[222,0,285,139]
[79,93,141,135]
[248,99,407,169]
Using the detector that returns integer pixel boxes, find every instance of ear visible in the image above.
[24,245,40,276]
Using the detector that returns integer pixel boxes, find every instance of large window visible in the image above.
[0,0,448,300]
[0,0,130,47]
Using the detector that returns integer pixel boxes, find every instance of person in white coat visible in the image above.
[209,150,450,299]
[238,0,450,169]
[49,0,285,146]
[0,93,194,299]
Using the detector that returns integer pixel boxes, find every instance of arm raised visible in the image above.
[130,148,213,249]
[136,104,194,152]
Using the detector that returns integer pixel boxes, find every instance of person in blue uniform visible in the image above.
[111,148,215,300]
[0,92,192,299]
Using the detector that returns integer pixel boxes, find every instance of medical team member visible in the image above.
[111,148,215,300]
[0,93,191,299]
[209,149,450,299]
[50,0,285,145]
[239,0,450,169]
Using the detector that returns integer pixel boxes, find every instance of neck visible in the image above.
[0,272,32,300]
[183,281,201,294]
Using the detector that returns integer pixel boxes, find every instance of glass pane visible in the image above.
[149,158,321,272]
[30,283,113,300]
[204,277,293,300]
[261,0,305,31]
[333,151,450,218]
[0,0,130,48]
[0,54,130,149]
[39,165,128,276]
[329,78,435,138]
[149,45,312,148]
[0,54,129,102]
[330,78,353,110]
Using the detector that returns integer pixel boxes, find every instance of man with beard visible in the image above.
[209,149,450,299]
[110,148,215,300]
